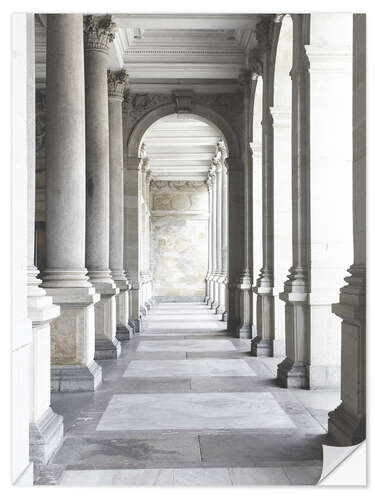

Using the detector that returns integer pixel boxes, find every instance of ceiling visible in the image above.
[35,13,266,92]
[142,114,221,181]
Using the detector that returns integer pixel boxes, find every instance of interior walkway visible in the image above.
[35,303,340,486]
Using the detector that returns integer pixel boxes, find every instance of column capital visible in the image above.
[108,69,129,100]
[83,15,116,53]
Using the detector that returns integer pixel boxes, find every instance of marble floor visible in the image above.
[36,302,341,487]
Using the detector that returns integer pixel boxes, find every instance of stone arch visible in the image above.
[127,102,240,159]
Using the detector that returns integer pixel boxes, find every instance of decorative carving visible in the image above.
[150,180,207,193]
[107,69,129,100]
[83,15,116,53]
[173,90,194,113]
[36,89,47,158]
[122,88,131,113]
[248,58,263,78]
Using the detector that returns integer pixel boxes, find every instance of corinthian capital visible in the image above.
[83,15,116,53]
[108,69,129,100]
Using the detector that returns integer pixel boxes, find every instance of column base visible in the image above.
[95,337,121,360]
[145,301,151,311]
[328,403,366,446]
[277,357,308,388]
[51,360,102,392]
[221,311,227,322]
[235,323,252,339]
[210,300,218,310]
[215,304,225,315]
[29,407,64,465]
[251,336,274,357]
[129,318,141,333]
[116,324,134,341]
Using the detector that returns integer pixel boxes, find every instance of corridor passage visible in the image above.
[36,303,337,486]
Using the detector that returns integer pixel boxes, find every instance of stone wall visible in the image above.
[150,180,209,299]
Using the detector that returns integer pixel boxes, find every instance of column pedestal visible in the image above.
[251,283,274,356]
[45,286,102,392]
[234,272,252,338]
[28,272,64,465]
[277,287,309,388]
[93,282,121,359]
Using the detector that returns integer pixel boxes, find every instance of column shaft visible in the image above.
[328,14,365,444]
[108,70,133,341]
[43,14,102,392]
[277,15,310,387]
[84,15,120,360]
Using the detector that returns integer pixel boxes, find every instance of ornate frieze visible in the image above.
[83,15,116,53]
[150,180,207,193]
[107,69,129,100]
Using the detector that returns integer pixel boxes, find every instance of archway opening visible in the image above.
[140,113,228,304]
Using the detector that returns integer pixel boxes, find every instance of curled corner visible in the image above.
[317,441,366,486]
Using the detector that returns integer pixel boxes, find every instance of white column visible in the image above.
[306,13,353,388]
[108,69,133,341]
[251,141,262,339]
[252,50,275,355]
[124,157,143,332]
[213,158,223,310]
[11,12,34,485]
[84,15,120,360]
[217,142,228,317]
[270,106,291,357]
[328,14,365,444]
[205,176,213,303]
[209,164,217,308]
[43,14,102,392]
[26,13,63,466]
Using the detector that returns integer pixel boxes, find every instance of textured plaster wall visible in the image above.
[151,181,209,297]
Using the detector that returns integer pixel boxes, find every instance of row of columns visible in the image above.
[42,14,133,395]
[205,141,228,317]
[225,13,365,445]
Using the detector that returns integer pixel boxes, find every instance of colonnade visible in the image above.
[11,11,365,485]
[205,141,228,318]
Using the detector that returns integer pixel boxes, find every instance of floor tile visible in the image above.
[137,339,236,352]
[123,359,255,378]
[97,392,296,431]
[53,435,201,468]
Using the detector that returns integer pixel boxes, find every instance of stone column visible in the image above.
[251,45,275,355]
[213,158,223,310]
[26,13,63,466]
[108,69,133,341]
[217,143,228,317]
[43,14,102,392]
[227,157,244,333]
[328,14,365,444]
[209,163,217,308]
[205,175,213,303]
[277,15,310,387]
[83,15,120,360]
[124,156,143,332]
[235,71,253,338]
[270,106,292,357]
